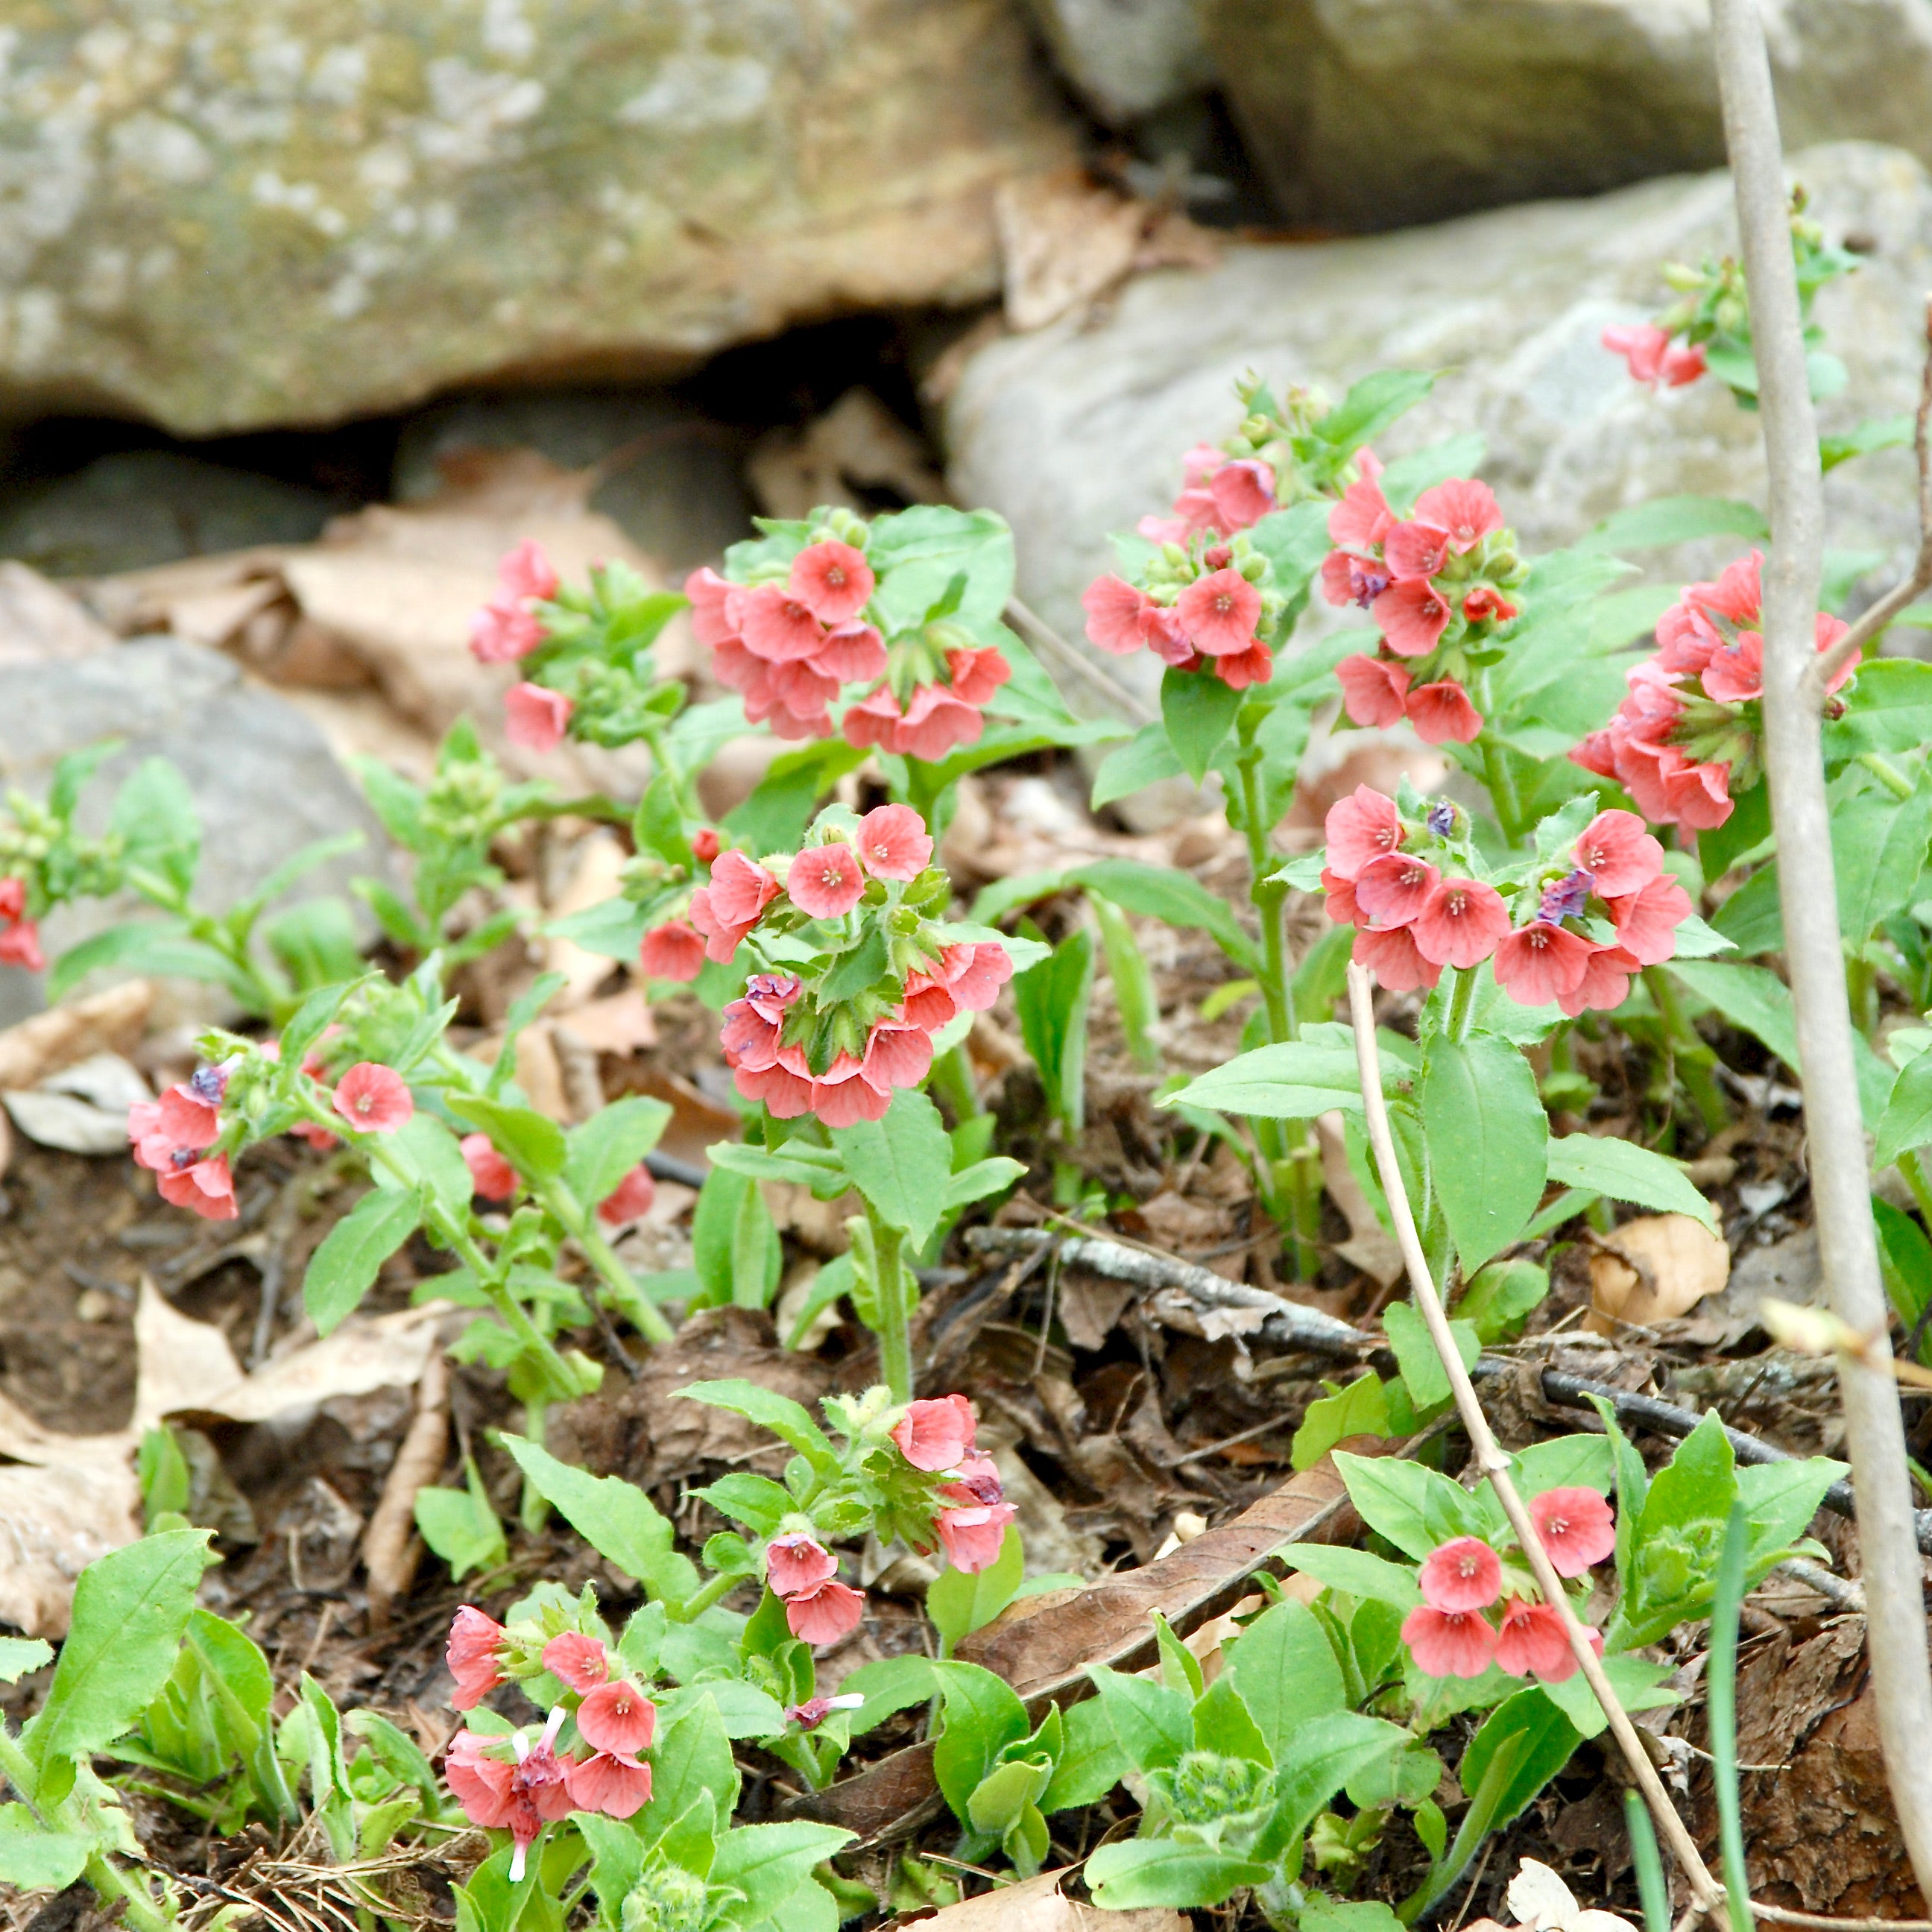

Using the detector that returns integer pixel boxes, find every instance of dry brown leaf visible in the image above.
[995,174,1151,332]
[555,989,656,1057]
[0,980,155,1091]
[1585,1213,1731,1333]
[1316,1111,1404,1287]
[545,832,631,1009]
[746,389,944,521]
[911,1869,1185,1930]
[0,561,116,663]
[0,1281,450,1633]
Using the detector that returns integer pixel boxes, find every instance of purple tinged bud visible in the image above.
[1425,802,1456,839]
[1538,867,1595,925]
[189,1065,228,1105]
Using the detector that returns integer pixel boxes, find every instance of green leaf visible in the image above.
[930,1661,1029,1820]
[1538,1652,1679,1740]
[1875,1196,1932,1356]
[1091,722,1185,809]
[24,1529,213,1766]
[497,1436,696,1602]
[0,1638,52,1684]
[1544,1133,1717,1234]
[691,1471,795,1537]
[1086,1840,1271,1911]
[1827,658,1932,758]
[1067,858,1260,972]
[47,921,250,1006]
[690,1167,780,1310]
[941,1156,1026,1213]
[1457,1686,1582,1830]
[1453,1257,1549,1343]
[1226,1600,1346,1761]
[1167,1040,1374,1119]
[265,897,365,992]
[705,1822,854,1923]
[414,1459,507,1582]
[112,757,201,893]
[834,1655,941,1738]
[1331,1451,1489,1560]
[675,1380,839,1474]
[1820,412,1914,472]
[1040,1697,1126,1813]
[1576,496,1770,553]
[641,1695,739,1843]
[927,1527,1022,1654]
[724,740,871,856]
[1193,1673,1273,1766]
[0,1806,92,1890]
[1301,1899,1409,1932]
[1638,1410,1736,1549]
[1511,1436,1613,1499]
[562,1096,671,1210]
[1876,1050,1932,1167]
[1734,1456,1847,1559]
[1383,1300,1479,1412]
[1377,433,1486,516]
[1270,1711,1417,1850]
[374,1113,476,1221]
[1161,667,1242,783]
[1290,1371,1392,1470]
[303,1186,422,1334]
[1319,370,1435,456]
[1422,1034,1547,1274]
[830,1090,956,1245]
[445,1093,567,1184]
[1832,773,1932,942]
[1086,1665,1193,1773]
[1277,1546,1422,1613]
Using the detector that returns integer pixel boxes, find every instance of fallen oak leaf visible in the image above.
[1584,1212,1730,1334]
[912,1866,1187,1929]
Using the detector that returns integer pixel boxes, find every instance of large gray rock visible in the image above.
[1205,0,1932,230]
[0,640,389,1025]
[944,142,1932,689]
[0,0,1075,435]
[1020,0,1213,125]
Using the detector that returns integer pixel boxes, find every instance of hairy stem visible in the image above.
[1711,0,1932,1890]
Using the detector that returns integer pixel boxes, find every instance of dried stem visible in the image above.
[361,1346,450,1628]
[1345,962,1726,1913]
[1805,297,1932,700]
[1708,0,1932,1895]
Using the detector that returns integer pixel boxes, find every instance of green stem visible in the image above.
[0,1725,40,1808]
[929,1041,982,1120]
[674,1569,742,1624]
[868,1213,914,1404]
[1624,1790,1672,1932]
[1403,1731,1524,1921]
[1858,751,1916,801]
[1444,964,1480,1042]
[637,720,703,824]
[1708,1505,1758,1932]
[84,1854,174,1932]
[519,1397,551,1532]
[1476,730,1524,845]
[1642,967,1731,1135]
[540,1178,676,1343]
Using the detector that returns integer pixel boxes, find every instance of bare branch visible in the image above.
[1004,595,1161,726]
[1345,962,1726,1914]
[1709,0,1932,1895]
[1803,294,1932,701]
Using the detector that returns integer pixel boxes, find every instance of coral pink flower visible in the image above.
[640,920,706,982]
[0,920,44,970]
[789,541,874,625]
[1208,459,1276,532]
[1337,653,1412,728]
[1374,577,1454,657]
[1494,1598,1579,1681]
[0,877,23,921]
[470,602,545,663]
[855,804,932,880]
[708,850,782,928]
[1214,640,1274,690]
[734,1061,815,1117]
[1531,1487,1616,1576]
[684,567,739,649]
[499,540,559,604]
[1557,944,1643,1017]
[568,1750,653,1818]
[892,1393,976,1471]
[1328,470,1392,550]
[686,888,758,964]
[577,1679,657,1756]
[1353,921,1442,992]
[1325,786,1405,879]
[1603,322,1672,384]
[862,1022,932,1095]
[1323,550,1393,611]
[947,646,1010,707]
[789,842,866,918]
[1405,681,1483,745]
[1573,811,1662,897]
[812,621,888,684]
[1354,853,1440,926]
[738,585,827,663]
[1084,575,1157,656]
[1322,869,1362,926]
[160,1085,221,1148]
[765,1532,840,1597]
[1494,922,1594,1006]
[1175,569,1262,655]
[332,1063,414,1132]
[1659,756,1733,830]
[1661,341,1706,385]
[1413,479,1504,554]
[1419,1537,1503,1612]
[461,1133,517,1203]
[443,1731,516,1826]
[500,1729,578,1878]
[1699,634,1764,704]
[785,1579,866,1646]
[1461,586,1518,625]
[771,657,839,719]
[1603,872,1691,966]
[938,1449,1006,1508]
[945,941,1014,1011]
[1383,520,1449,581]
[1655,601,1722,676]
[1412,879,1510,969]
[1401,1606,1498,1679]
[894,684,986,761]
[541,1632,610,1693]
[810,1058,891,1127]
[1816,612,1856,691]
[448,1607,507,1709]
[505,682,573,753]
[597,1165,656,1225]
[154,1152,238,1219]
[691,827,722,863]
[938,1502,1017,1573]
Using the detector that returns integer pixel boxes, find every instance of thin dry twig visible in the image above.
[1345,960,1726,1913]
[1708,0,1932,1892]
[1805,297,1932,700]
[361,1346,451,1626]
[1004,596,1160,726]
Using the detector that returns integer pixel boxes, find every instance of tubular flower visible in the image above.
[596,1165,656,1226]
[891,1393,976,1471]
[504,681,574,752]
[1401,1606,1499,1679]
[1418,1537,1503,1613]
[640,920,706,982]
[470,541,558,663]
[0,877,42,971]
[332,1062,414,1132]
[935,1502,1017,1573]
[1530,1487,1616,1576]
[448,1606,508,1708]
[785,1579,867,1646]
[1494,1597,1597,1682]
[540,1632,611,1693]
[1572,550,1854,830]
[461,1133,518,1203]
[576,1680,657,1757]
[765,1532,841,1597]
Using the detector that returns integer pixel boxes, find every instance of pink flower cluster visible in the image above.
[461,1131,656,1224]
[764,1533,867,1645]
[0,877,42,971]
[1602,323,1707,390]
[1323,789,1691,1014]
[1135,441,1278,548]
[1573,550,1853,831]
[1322,466,1519,746]
[891,1392,1018,1574]
[444,1611,655,1876]
[470,541,561,665]
[687,543,1011,760]
[1398,1489,1614,1681]
[1082,547,1276,691]
[128,1070,236,1221]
